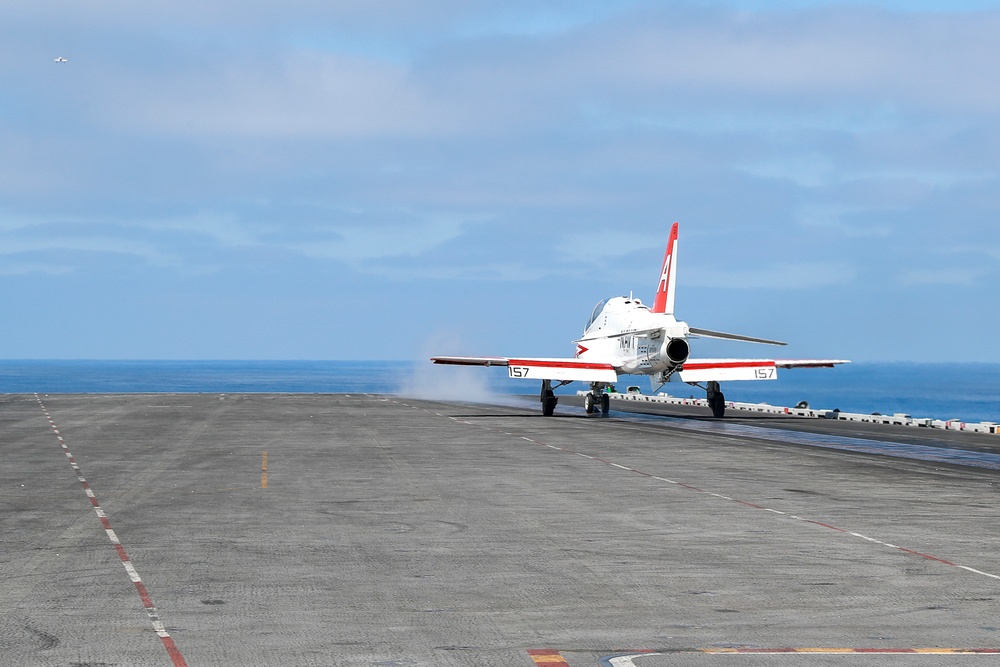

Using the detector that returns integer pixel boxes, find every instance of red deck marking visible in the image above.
[35,394,188,667]
[399,400,1000,663]
[420,399,1000,581]
[609,647,1000,663]
[804,519,847,533]
[709,647,1000,654]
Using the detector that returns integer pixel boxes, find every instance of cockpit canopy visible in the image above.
[585,299,610,331]
[585,296,648,332]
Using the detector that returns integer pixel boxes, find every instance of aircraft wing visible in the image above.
[431,356,619,383]
[678,358,849,383]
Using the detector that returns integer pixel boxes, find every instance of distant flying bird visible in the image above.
[54,56,68,63]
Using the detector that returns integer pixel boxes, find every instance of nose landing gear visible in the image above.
[584,383,611,416]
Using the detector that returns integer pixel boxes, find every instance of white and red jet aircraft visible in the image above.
[432,223,848,417]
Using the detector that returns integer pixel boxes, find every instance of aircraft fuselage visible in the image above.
[576,296,690,376]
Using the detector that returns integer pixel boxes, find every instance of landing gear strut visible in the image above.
[707,380,726,418]
[584,383,611,416]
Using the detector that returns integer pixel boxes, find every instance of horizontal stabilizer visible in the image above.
[432,356,618,383]
[688,327,787,346]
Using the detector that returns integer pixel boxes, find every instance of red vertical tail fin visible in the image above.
[651,222,679,315]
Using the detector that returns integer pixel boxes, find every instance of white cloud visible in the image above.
[4,2,1000,360]
[0,235,175,267]
[0,211,275,276]
[896,267,988,286]
[0,261,73,276]
[132,211,268,247]
[100,53,462,138]
[739,155,838,188]
[687,261,857,290]
[41,5,999,143]
[743,159,1000,190]
[0,211,266,249]
[795,205,896,238]
[567,8,1000,114]
[556,230,663,264]
[283,217,466,262]
[370,261,552,282]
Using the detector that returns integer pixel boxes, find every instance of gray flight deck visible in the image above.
[3,392,1000,667]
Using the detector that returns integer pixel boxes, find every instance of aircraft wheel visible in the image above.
[584,394,595,414]
[542,395,558,416]
[600,393,610,415]
[710,392,726,418]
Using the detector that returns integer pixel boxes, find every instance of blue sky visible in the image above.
[2,1,999,362]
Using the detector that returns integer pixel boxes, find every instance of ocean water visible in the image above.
[0,360,409,394]
[1,360,998,424]
[683,362,1000,424]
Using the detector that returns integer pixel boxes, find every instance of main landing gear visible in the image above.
[540,379,559,416]
[706,380,726,418]
[584,382,611,416]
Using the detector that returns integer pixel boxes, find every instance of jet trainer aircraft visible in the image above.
[432,223,848,418]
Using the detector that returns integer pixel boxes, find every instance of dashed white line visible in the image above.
[409,398,1000,582]
[35,394,188,667]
